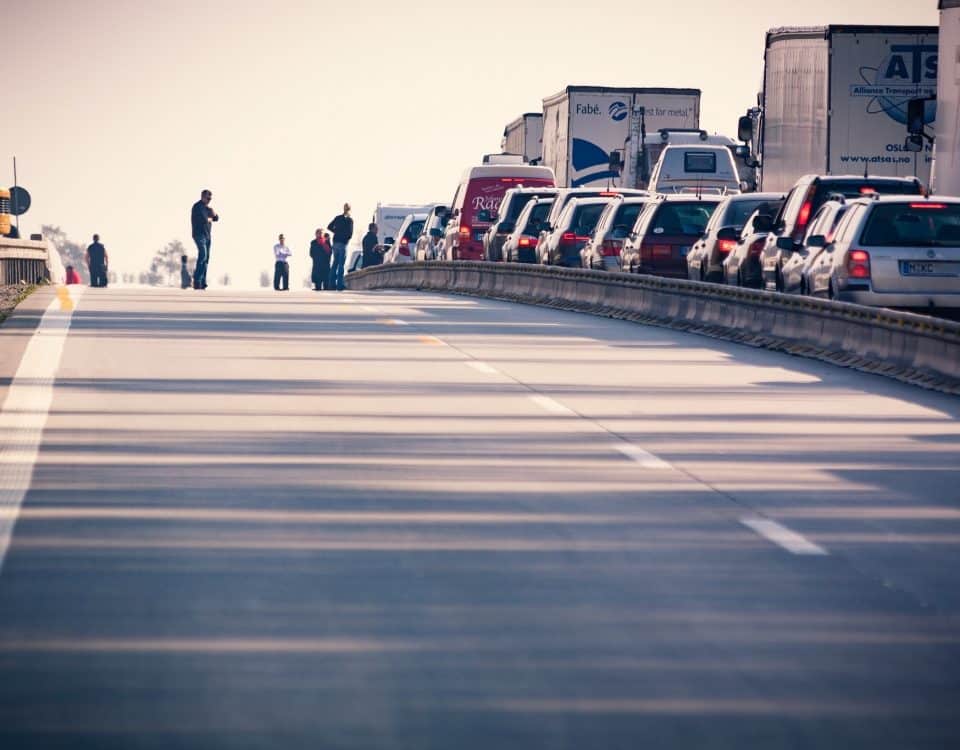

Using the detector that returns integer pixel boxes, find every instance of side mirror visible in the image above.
[738,114,754,143]
[752,214,773,233]
[608,150,623,173]
[904,134,924,154]
[717,226,739,241]
[806,234,826,248]
[776,237,795,253]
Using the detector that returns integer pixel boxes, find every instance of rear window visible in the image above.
[650,202,718,236]
[813,180,922,207]
[405,220,424,240]
[570,204,607,235]
[523,201,553,233]
[684,151,717,174]
[611,203,644,234]
[505,194,535,221]
[723,199,780,230]
[861,203,960,247]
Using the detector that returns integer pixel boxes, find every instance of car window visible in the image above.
[726,199,777,230]
[506,194,535,221]
[571,203,607,235]
[649,202,719,236]
[861,202,960,247]
[523,201,554,233]
[684,151,717,174]
[805,204,835,240]
[833,204,866,244]
[813,179,923,206]
[405,220,424,240]
[614,203,644,233]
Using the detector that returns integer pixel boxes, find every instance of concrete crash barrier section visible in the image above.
[0,239,58,285]
[347,262,960,396]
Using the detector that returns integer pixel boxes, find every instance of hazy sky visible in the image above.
[5,0,939,286]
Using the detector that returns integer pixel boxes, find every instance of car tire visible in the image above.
[736,269,744,288]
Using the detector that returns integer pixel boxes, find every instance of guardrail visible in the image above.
[0,238,59,285]
[347,262,960,395]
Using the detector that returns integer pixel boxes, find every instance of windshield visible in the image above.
[650,202,719,236]
[861,203,960,247]
[522,201,553,234]
[569,204,607,235]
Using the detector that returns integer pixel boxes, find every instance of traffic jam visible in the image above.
[369,25,960,315]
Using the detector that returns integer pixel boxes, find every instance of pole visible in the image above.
[12,156,19,234]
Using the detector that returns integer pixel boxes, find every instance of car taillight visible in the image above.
[792,184,817,242]
[748,238,765,257]
[601,239,622,257]
[717,239,737,254]
[561,232,576,243]
[400,237,410,256]
[910,202,947,209]
[847,249,871,279]
[459,226,470,239]
[651,244,671,257]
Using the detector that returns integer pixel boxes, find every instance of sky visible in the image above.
[4,0,940,286]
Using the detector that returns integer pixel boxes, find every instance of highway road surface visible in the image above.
[0,285,958,748]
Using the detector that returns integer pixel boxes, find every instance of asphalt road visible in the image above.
[0,286,958,749]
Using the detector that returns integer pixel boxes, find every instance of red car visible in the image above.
[619,195,720,277]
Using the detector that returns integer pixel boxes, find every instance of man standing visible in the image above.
[86,234,108,287]
[191,189,219,290]
[309,228,331,291]
[327,203,353,291]
[361,222,380,268]
[273,233,292,291]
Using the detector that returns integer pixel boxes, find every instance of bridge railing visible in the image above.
[346,262,960,395]
[0,238,62,285]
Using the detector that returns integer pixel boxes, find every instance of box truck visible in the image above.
[740,25,938,192]
[541,86,701,188]
[373,203,442,246]
[502,113,544,164]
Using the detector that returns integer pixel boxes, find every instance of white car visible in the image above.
[804,196,960,310]
[383,214,427,264]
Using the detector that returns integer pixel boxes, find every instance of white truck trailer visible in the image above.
[540,86,701,188]
[502,113,544,164]
[740,25,938,192]
[934,1,960,195]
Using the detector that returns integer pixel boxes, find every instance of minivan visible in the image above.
[647,144,742,195]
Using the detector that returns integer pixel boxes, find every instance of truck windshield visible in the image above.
[861,203,960,247]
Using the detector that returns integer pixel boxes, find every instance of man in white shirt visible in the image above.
[273,233,292,291]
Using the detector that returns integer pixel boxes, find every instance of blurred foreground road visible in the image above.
[0,286,958,749]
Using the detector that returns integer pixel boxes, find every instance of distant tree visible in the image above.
[42,225,90,284]
[146,239,188,286]
[259,271,271,287]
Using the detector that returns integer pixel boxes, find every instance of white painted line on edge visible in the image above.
[466,361,500,375]
[741,518,828,556]
[362,306,380,313]
[390,319,409,326]
[615,443,672,470]
[529,395,576,416]
[0,286,82,573]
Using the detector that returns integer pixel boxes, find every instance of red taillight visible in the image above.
[651,244,672,257]
[792,185,817,242]
[717,239,737,254]
[748,238,765,257]
[459,226,470,238]
[860,187,877,195]
[847,249,871,279]
[399,237,410,256]
[518,236,537,248]
[601,239,622,257]
[797,201,812,229]
[561,232,576,243]
[910,202,947,209]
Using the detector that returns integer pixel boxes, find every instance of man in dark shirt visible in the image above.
[190,189,219,290]
[361,222,380,268]
[326,203,354,291]
[86,234,108,287]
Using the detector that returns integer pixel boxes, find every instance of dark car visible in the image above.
[539,197,612,267]
[536,188,648,254]
[781,199,850,294]
[620,196,720,277]
[483,186,558,262]
[581,197,651,271]
[685,192,785,282]
[723,208,780,288]
[760,174,924,292]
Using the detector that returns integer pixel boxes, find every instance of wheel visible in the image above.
[699,262,707,282]
[828,278,837,300]
[775,265,785,293]
[737,269,744,288]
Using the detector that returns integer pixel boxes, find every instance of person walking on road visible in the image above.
[327,203,354,291]
[191,189,219,290]
[273,233,292,291]
[86,234,108,287]
[361,222,380,268]
[309,228,332,291]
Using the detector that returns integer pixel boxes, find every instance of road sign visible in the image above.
[9,186,30,216]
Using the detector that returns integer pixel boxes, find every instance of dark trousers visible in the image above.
[193,235,211,288]
[274,260,289,291]
[312,258,331,290]
[90,262,108,287]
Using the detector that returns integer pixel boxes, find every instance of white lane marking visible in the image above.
[0,286,82,573]
[529,395,576,416]
[615,443,672,470]
[741,518,828,556]
[466,361,500,375]
[362,306,380,313]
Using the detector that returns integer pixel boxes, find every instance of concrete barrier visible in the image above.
[347,262,960,395]
[0,238,59,285]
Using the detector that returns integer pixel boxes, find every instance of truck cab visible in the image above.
[647,144,743,196]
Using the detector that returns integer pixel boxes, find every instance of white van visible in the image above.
[648,144,742,196]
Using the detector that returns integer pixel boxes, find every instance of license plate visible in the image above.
[900,261,958,276]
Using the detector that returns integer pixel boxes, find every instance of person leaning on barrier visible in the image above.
[190,189,219,290]
[361,222,380,267]
[86,234,108,288]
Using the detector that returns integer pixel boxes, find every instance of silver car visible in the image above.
[780,199,850,295]
[383,214,427,264]
[804,196,960,309]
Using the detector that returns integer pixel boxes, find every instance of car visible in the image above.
[760,174,925,292]
[722,208,780,288]
[502,197,554,263]
[414,206,450,261]
[781,199,851,294]
[442,159,555,261]
[483,186,557,262]
[803,196,960,310]
[647,143,743,195]
[539,196,613,267]
[581,196,651,271]
[686,192,785,282]
[383,214,426,264]
[536,188,648,253]
[620,195,720,277]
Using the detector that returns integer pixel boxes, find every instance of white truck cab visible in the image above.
[647,143,743,196]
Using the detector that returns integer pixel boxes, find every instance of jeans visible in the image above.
[329,242,347,290]
[90,262,108,287]
[273,260,289,290]
[193,235,211,287]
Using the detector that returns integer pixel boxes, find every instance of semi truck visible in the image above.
[540,86,701,188]
[739,25,938,192]
[501,113,543,164]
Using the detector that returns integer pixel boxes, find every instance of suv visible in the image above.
[483,186,557,262]
[383,214,426,264]
[539,197,612,267]
[760,174,924,292]
[620,195,720,277]
[414,206,450,261]
[503,197,554,263]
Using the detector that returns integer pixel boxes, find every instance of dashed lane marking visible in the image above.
[418,335,445,346]
[466,361,500,375]
[741,517,828,556]
[528,395,577,416]
[614,443,672,470]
